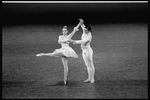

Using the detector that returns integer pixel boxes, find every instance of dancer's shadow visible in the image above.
[45,80,81,87]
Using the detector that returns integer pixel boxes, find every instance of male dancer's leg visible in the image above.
[88,50,95,83]
[82,51,92,82]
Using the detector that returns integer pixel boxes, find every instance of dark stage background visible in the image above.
[2,3,148,99]
[2,3,148,25]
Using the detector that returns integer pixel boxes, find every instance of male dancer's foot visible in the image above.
[90,79,95,83]
[84,78,95,83]
[84,78,91,83]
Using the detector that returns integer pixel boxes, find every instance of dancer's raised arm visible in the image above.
[73,39,86,44]
[80,19,85,30]
[67,19,83,39]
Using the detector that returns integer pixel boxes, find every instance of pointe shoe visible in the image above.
[36,54,40,56]
[63,78,67,85]
[64,80,67,85]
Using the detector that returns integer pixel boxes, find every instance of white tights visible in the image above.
[61,57,68,85]
[82,49,95,83]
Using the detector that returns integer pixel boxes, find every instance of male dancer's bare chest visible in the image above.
[81,33,91,48]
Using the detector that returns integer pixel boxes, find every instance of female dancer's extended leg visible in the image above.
[36,51,63,57]
[61,56,69,85]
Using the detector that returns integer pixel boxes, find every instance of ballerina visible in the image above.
[72,19,95,83]
[36,19,83,85]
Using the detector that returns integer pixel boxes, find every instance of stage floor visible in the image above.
[2,23,148,98]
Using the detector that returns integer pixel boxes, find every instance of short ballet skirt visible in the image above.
[55,46,78,58]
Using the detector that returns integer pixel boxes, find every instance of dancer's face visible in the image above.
[62,28,68,35]
[84,27,89,33]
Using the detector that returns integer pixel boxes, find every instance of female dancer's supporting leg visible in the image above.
[61,56,68,85]
[37,52,69,85]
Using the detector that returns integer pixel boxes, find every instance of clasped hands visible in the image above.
[73,19,84,32]
[67,19,84,44]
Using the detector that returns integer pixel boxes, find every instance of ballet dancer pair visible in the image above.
[36,19,95,85]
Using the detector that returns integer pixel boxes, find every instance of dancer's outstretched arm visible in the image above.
[67,19,83,39]
[73,34,91,44]
[73,39,89,44]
